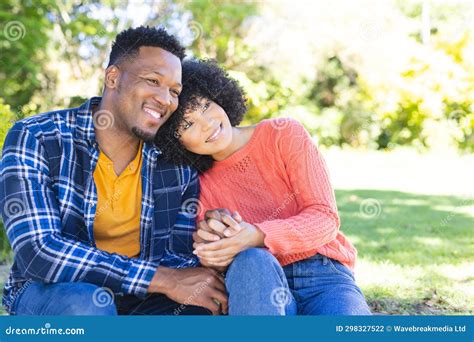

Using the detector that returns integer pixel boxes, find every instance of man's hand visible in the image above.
[148,266,228,315]
[193,220,265,267]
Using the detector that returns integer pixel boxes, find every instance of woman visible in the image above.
[155,59,371,316]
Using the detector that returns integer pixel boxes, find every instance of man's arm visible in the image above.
[0,122,157,297]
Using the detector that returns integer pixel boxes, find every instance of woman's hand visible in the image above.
[192,209,243,269]
[193,216,266,267]
[192,209,243,246]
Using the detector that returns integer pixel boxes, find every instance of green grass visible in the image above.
[336,189,474,315]
[0,189,472,315]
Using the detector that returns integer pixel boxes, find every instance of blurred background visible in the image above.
[0,0,472,314]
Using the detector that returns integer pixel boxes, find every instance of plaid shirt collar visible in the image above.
[76,96,162,158]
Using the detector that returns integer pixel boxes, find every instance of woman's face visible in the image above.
[176,97,233,156]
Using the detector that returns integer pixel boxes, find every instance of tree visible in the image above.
[0,0,54,113]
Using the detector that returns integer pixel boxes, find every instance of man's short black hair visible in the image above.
[155,58,247,174]
[107,26,185,67]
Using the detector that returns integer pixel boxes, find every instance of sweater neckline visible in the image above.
[210,121,266,170]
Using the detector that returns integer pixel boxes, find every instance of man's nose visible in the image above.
[152,87,171,107]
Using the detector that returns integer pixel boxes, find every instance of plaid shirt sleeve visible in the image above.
[172,166,200,264]
[0,122,157,297]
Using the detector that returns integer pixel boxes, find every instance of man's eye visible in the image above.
[147,79,159,85]
[171,89,180,96]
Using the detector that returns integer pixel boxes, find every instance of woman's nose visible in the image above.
[201,116,217,132]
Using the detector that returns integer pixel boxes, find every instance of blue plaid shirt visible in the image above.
[0,97,199,314]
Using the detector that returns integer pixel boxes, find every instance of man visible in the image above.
[0,26,227,315]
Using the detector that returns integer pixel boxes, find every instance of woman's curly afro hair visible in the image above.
[154,58,247,173]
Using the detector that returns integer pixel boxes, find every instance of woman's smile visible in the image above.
[206,123,223,143]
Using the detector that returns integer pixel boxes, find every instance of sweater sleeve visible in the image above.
[254,119,340,255]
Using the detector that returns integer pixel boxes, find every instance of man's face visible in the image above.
[107,46,182,142]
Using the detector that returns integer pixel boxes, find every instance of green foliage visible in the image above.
[0,97,15,151]
[179,0,258,67]
[306,56,375,148]
[173,1,472,152]
[303,31,473,151]
[0,98,14,263]
[232,69,294,124]
[1,1,471,151]
[0,0,121,118]
[0,0,54,111]
[172,1,294,125]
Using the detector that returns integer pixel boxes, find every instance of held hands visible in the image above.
[148,209,265,315]
[192,209,265,268]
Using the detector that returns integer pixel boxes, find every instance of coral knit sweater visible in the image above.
[198,118,357,271]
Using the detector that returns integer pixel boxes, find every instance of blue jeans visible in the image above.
[11,282,211,316]
[225,248,372,315]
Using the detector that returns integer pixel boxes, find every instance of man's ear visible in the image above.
[104,65,121,90]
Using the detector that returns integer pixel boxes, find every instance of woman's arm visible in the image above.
[254,119,340,255]
[194,119,340,264]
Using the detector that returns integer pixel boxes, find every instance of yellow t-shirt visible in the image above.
[93,142,143,258]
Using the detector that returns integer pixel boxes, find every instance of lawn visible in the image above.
[337,189,473,315]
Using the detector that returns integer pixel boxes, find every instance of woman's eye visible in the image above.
[201,102,210,113]
[183,122,193,130]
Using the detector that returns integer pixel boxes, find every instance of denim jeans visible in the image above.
[11,282,211,316]
[11,249,370,316]
[225,248,372,315]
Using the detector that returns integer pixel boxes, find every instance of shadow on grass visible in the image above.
[335,189,473,315]
[336,189,473,266]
